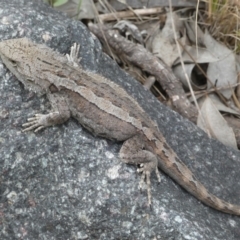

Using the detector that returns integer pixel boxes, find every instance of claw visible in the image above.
[34,126,45,132]
[155,168,161,183]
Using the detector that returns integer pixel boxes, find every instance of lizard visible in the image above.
[0,37,240,216]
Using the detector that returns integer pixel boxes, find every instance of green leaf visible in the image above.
[53,0,68,7]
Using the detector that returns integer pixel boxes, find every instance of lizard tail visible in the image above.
[157,153,240,215]
[180,176,240,215]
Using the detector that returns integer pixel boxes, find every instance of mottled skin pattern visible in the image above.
[0,38,240,215]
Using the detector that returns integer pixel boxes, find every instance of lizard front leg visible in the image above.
[119,134,161,206]
[66,42,81,67]
[23,92,71,132]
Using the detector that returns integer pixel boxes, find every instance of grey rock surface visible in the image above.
[0,1,240,239]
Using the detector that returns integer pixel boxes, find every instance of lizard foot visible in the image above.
[137,161,161,206]
[120,151,161,205]
[66,43,81,67]
[22,114,49,132]
[119,135,161,206]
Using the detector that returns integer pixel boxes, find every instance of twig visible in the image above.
[99,7,164,22]
[185,82,240,97]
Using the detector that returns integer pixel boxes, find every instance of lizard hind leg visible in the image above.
[119,135,161,206]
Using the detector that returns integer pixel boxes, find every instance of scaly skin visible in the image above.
[0,38,240,215]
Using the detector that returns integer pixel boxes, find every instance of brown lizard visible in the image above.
[0,37,240,215]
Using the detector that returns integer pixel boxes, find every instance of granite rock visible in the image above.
[0,1,240,239]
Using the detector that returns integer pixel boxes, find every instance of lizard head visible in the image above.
[0,37,35,63]
[0,38,52,94]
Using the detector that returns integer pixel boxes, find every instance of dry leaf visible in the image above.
[174,45,218,65]
[184,19,205,46]
[173,44,218,91]
[173,63,207,90]
[208,94,240,115]
[197,97,237,149]
[56,0,95,19]
[204,31,237,99]
[147,12,184,66]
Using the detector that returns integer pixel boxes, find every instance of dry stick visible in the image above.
[186,82,240,97]
[232,89,240,109]
[99,8,164,22]
[89,23,198,123]
[169,0,207,135]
